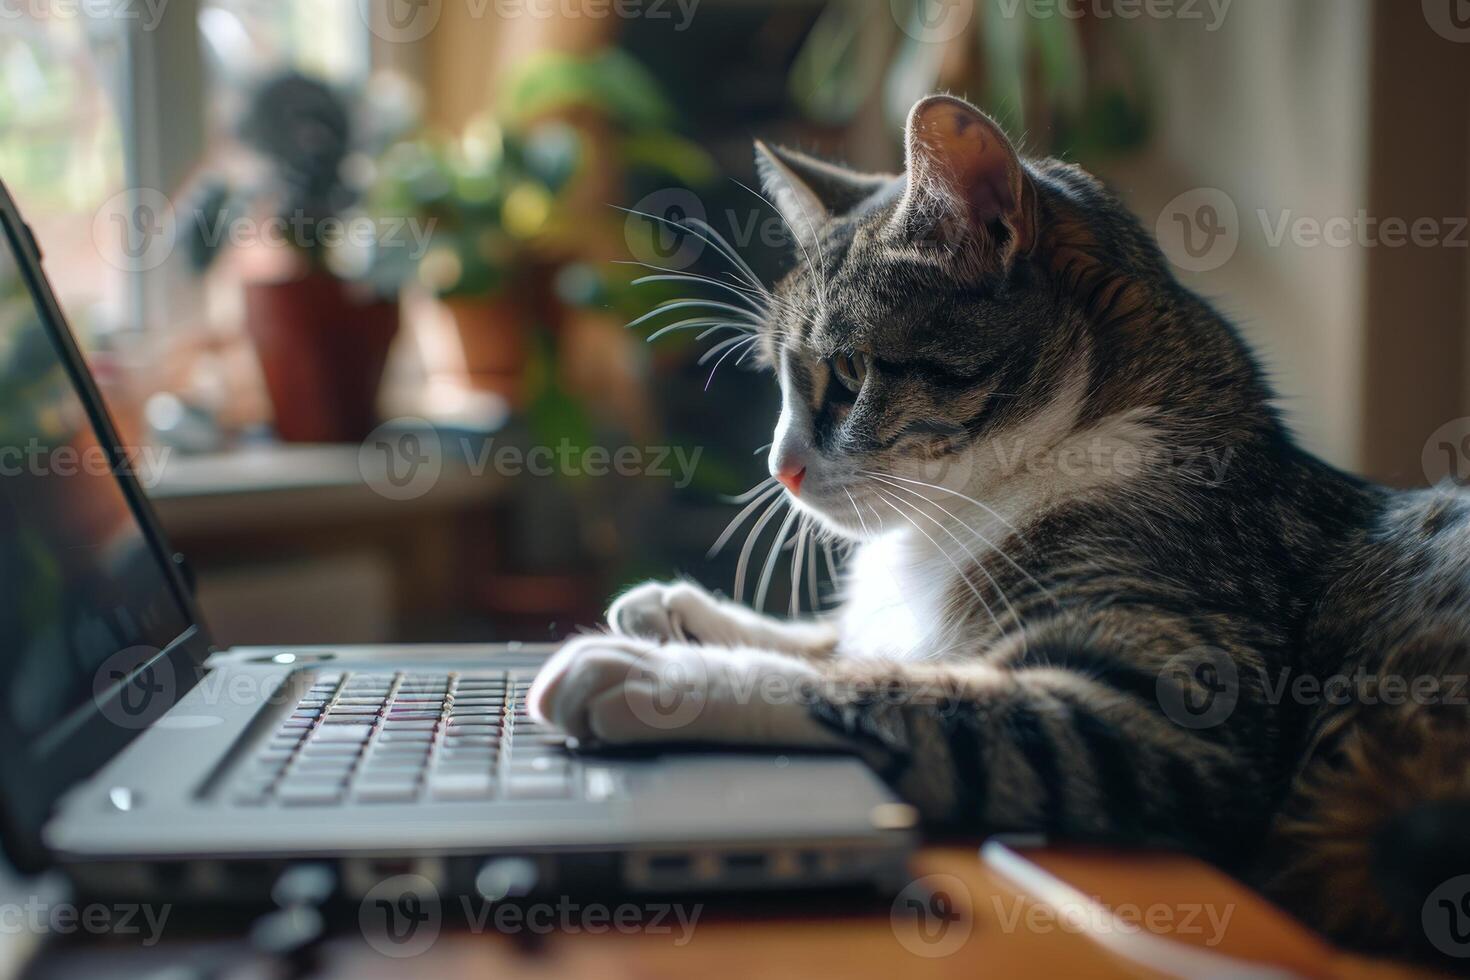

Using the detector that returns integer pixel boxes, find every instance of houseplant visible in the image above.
[373,118,574,405]
[374,46,715,411]
[188,72,411,443]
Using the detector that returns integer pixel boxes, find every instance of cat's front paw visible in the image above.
[526,634,845,748]
[608,580,745,646]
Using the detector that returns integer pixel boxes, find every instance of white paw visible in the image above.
[608,580,748,646]
[526,634,847,749]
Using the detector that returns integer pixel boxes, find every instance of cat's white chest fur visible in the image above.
[837,529,956,662]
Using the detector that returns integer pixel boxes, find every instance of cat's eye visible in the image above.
[828,352,870,394]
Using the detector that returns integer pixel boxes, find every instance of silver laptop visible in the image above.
[0,182,914,902]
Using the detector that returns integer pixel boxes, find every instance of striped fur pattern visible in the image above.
[529,95,1470,965]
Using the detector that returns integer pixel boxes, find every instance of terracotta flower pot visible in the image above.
[442,293,531,407]
[244,271,400,443]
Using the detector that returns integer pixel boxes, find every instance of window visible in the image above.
[0,15,129,342]
[0,0,371,350]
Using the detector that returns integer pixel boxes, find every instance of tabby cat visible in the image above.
[528,94,1470,965]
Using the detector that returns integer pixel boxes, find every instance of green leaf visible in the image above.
[978,0,1028,131]
[498,48,675,132]
[1029,10,1086,118]
[620,132,717,187]
[789,0,870,125]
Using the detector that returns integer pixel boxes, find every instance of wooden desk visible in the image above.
[20,845,1435,979]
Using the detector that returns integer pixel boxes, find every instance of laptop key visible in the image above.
[378,729,434,742]
[292,758,358,773]
[313,725,374,741]
[444,722,498,733]
[357,766,422,782]
[278,784,345,806]
[443,736,496,749]
[505,775,572,799]
[355,784,419,803]
[299,739,362,754]
[428,772,495,799]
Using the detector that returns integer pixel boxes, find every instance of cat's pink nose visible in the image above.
[776,465,806,496]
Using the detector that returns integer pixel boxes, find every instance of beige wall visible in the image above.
[1109,0,1469,485]
[414,6,618,134]
[1108,0,1373,471]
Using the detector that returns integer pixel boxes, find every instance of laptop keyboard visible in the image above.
[227,671,578,806]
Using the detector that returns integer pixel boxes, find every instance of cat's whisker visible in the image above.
[789,516,808,617]
[843,487,872,540]
[626,299,763,332]
[679,216,771,297]
[644,317,751,343]
[608,204,767,295]
[733,492,788,603]
[871,486,1007,643]
[731,176,829,319]
[625,270,768,311]
[734,340,761,368]
[698,332,756,366]
[710,481,783,558]
[871,475,1022,574]
[870,478,1026,639]
[821,539,841,590]
[756,506,801,614]
[864,470,1022,534]
[861,470,1058,606]
[872,475,1055,611]
[697,324,749,342]
[723,475,779,506]
[806,519,822,612]
[705,335,759,390]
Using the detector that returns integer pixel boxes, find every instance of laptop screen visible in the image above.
[0,218,193,759]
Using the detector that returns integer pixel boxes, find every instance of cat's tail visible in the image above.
[1262,686,1470,969]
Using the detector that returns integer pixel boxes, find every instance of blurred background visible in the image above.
[2,0,1465,648]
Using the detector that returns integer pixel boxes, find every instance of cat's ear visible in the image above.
[893,95,1037,270]
[754,141,890,253]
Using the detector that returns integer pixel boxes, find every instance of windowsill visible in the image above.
[147,443,503,537]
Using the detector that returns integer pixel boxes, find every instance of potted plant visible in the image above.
[375,47,715,409]
[373,119,574,406]
[188,72,412,443]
